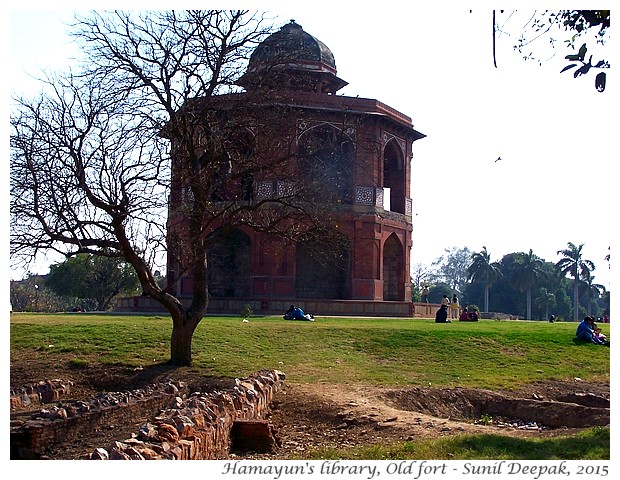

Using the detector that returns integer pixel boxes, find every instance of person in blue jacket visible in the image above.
[576,316,608,345]
[284,305,314,321]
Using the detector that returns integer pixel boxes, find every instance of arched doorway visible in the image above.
[207,228,252,297]
[383,234,404,301]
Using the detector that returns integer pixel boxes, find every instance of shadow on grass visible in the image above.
[572,338,610,347]
[85,361,236,393]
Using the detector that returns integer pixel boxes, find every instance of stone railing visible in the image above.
[412,302,441,318]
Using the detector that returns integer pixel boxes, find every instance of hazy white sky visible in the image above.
[6,3,614,289]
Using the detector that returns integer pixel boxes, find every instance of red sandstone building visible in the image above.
[165,21,425,316]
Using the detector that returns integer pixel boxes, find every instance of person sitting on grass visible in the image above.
[284,305,314,321]
[435,304,451,323]
[576,316,609,345]
[283,305,296,320]
[593,322,608,343]
[458,306,479,322]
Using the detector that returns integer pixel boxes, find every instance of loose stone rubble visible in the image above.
[10,379,73,410]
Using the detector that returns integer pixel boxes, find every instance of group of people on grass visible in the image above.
[435,294,479,323]
[436,298,610,346]
[283,299,610,346]
[576,315,610,345]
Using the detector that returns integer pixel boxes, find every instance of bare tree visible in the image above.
[410,263,433,290]
[10,10,353,365]
[431,246,472,293]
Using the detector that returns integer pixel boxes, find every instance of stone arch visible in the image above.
[295,228,351,299]
[383,233,404,301]
[207,228,252,298]
[297,123,354,204]
[383,138,406,214]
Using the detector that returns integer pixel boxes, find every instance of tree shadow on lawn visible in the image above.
[85,361,237,393]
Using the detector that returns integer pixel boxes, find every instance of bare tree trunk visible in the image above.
[170,313,200,366]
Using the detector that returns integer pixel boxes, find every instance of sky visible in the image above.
[4,2,615,290]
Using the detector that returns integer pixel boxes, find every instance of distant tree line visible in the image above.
[412,242,610,321]
[10,275,75,313]
[9,254,153,312]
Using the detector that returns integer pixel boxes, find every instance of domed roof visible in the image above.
[239,20,347,94]
[247,20,337,75]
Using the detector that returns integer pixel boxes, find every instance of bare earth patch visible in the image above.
[10,353,610,460]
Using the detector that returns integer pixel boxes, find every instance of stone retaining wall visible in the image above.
[11,380,190,459]
[10,369,285,460]
[90,369,285,460]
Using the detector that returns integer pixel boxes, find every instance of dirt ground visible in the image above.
[9,353,610,460]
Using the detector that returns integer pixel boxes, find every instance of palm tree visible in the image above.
[511,249,548,320]
[534,287,556,321]
[556,242,595,321]
[580,274,606,317]
[467,246,503,313]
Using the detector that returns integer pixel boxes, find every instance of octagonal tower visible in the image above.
[164,20,425,316]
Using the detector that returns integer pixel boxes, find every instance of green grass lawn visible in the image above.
[10,313,610,390]
[303,427,610,460]
[10,312,611,460]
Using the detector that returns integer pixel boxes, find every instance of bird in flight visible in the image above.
[495,156,502,162]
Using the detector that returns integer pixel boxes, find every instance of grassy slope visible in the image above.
[10,313,610,389]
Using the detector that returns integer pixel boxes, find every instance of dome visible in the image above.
[239,20,347,94]
[248,20,336,74]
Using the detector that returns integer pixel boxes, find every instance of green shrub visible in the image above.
[240,303,253,319]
